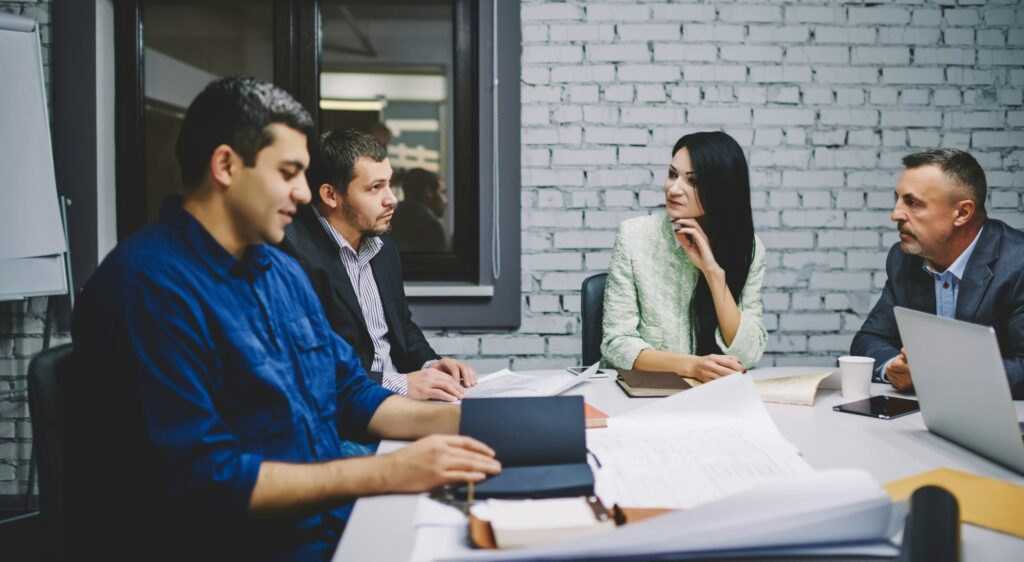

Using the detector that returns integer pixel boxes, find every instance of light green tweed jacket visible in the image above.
[601,214,768,370]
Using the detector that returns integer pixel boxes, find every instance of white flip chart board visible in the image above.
[0,14,68,301]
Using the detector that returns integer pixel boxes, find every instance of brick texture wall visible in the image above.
[423,0,1024,373]
[0,0,54,496]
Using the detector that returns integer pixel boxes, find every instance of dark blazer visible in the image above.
[851,219,1024,399]
[278,205,439,375]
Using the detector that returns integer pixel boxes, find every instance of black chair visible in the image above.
[27,343,74,561]
[580,273,607,366]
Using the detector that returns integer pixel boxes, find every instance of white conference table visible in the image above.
[334,368,1024,561]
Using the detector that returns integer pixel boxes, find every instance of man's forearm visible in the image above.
[367,395,460,440]
[248,455,393,519]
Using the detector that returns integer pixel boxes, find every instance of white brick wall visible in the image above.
[423,0,1024,376]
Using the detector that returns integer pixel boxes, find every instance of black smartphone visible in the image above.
[833,395,920,420]
[566,366,611,379]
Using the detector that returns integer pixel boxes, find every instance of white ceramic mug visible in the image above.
[838,356,875,400]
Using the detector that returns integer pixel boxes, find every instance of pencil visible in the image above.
[467,481,474,507]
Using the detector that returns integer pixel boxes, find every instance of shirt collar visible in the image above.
[923,225,984,281]
[312,205,384,262]
[160,196,272,280]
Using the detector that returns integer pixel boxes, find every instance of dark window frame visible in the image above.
[111,0,519,328]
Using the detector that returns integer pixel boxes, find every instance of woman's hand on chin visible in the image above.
[671,218,721,277]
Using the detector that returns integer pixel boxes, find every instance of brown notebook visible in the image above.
[615,369,692,397]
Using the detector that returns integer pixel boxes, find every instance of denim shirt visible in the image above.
[72,198,393,561]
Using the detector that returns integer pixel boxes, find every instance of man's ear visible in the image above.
[319,183,340,209]
[209,144,236,188]
[952,199,976,227]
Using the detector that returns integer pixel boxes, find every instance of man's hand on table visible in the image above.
[381,434,501,492]
[406,369,466,402]
[885,348,915,393]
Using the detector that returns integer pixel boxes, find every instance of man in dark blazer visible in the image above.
[279,128,477,402]
[852,149,1024,399]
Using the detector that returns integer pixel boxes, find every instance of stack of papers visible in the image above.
[587,374,812,509]
[442,469,900,561]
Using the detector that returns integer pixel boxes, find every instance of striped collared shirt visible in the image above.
[313,207,408,395]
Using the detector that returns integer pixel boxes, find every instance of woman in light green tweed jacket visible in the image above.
[601,131,767,382]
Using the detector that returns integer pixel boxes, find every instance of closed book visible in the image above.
[457,396,594,499]
[584,402,608,428]
[616,369,692,397]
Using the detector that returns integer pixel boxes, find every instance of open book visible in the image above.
[754,371,833,406]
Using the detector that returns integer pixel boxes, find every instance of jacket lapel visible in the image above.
[296,205,367,326]
[370,252,405,348]
[956,222,999,322]
[902,254,936,314]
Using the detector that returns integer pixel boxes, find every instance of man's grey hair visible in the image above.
[902,148,987,214]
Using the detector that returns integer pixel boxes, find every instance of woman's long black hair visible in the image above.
[671,132,755,356]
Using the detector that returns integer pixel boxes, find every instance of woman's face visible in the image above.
[664,148,705,219]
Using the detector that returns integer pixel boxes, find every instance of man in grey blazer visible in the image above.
[851,149,1024,399]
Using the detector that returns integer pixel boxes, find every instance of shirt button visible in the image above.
[943,282,950,289]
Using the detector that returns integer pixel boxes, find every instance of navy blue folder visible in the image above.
[456,395,594,499]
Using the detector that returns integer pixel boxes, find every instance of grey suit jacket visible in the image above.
[851,219,1024,399]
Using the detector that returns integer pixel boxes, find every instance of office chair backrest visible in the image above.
[27,343,74,559]
[581,273,607,366]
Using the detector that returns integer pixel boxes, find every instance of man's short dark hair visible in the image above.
[401,168,439,202]
[175,77,314,188]
[307,128,388,200]
[902,148,987,214]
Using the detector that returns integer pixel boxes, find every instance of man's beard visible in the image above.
[341,202,391,238]
[897,224,923,256]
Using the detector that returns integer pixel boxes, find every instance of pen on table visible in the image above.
[467,480,474,509]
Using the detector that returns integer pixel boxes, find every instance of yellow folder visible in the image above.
[885,468,1024,539]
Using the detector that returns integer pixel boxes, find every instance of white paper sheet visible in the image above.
[413,496,467,528]
[463,365,596,399]
[609,372,777,429]
[588,423,813,509]
[583,375,813,509]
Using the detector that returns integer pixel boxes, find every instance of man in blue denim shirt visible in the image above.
[70,77,499,561]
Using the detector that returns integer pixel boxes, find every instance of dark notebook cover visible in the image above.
[457,395,593,499]
[616,369,693,397]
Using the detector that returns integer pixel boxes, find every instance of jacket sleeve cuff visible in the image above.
[877,356,898,383]
[228,452,265,517]
[715,317,767,368]
[382,372,409,395]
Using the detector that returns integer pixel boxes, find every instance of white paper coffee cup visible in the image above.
[838,356,874,400]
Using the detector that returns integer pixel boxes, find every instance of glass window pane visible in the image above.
[320,0,455,255]
[142,0,273,223]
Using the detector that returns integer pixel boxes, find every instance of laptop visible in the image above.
[894,306,1024,474]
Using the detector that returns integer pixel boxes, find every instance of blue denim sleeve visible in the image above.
[330,330,394,438]
[126,276,264,518]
